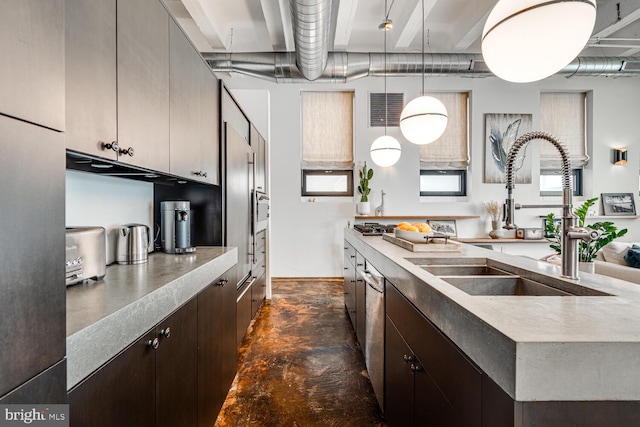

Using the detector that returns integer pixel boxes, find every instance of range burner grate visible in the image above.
[353,223,397,236]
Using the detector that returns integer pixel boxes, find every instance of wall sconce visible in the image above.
[613,148,628,165]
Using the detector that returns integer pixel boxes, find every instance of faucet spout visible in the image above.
[504,131,581,280]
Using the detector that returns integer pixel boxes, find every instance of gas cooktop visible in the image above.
[353,223,397,236]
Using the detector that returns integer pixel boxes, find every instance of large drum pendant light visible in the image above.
[399,0,447,145]
[482,0,597,83]
[370,0,401,167]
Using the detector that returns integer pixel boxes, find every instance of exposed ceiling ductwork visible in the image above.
[289,0,332,81]
[204,52,640,83]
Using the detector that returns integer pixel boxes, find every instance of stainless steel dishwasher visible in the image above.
[359,260,385,411]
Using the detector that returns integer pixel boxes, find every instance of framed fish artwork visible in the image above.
[483,113,533,183]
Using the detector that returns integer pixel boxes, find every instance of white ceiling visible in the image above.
[164,0,640,57]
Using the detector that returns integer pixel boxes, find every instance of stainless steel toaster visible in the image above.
[65,227,106,286]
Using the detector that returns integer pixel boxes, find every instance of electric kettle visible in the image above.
[116,224,151,264]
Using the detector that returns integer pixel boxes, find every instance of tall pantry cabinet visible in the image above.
[0,0,66,404]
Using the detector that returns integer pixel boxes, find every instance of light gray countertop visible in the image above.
[345,228,640,402]
[66,247,237,390]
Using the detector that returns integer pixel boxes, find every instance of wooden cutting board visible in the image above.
[382,233,462,253]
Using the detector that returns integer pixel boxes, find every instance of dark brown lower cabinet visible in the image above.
[156,298,198,427]
[69,329,157,426]
[70,269,237,427]
[343,256,356,330]
[236,279,252,347]
[385,282,481,427]
[251,273,266,317]
[198,267,237,427]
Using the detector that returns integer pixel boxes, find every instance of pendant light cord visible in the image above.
[384,0,389,135]
[421,0,425,96]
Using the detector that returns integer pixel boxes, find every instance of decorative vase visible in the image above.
[579,261,595,274]
[489,220,500,239]
[357,201,371,216]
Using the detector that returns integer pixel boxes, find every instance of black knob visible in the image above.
[410,363,422,373]
[357,263,363,267]
[102,141,119,152]
[119,147,134,157]
[217,279,228,287]
[147,338,160,349]
[403,354,415,363]
[160,327,171,338]
[350,255,355,258]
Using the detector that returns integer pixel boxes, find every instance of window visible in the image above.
[420,170,467,196]
[540,169,583,197]
[539,92,588,196]
[301,91,354,197]
[419,92,469,197]
[301,170,353,197]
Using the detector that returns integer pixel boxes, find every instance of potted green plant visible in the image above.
[545,197,628,272]
[357,162,374,215]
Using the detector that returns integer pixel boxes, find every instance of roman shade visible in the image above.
[540,92,589,168]
[419,92,469,169]
[301,91,354,169]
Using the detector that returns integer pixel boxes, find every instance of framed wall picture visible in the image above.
[428,220,457,237]
[484,113,533,184]
[601,193,637,216]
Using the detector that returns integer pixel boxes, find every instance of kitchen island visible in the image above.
[66,246,237,389]
[345,228,640,425]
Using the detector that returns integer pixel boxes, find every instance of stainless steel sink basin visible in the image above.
[405,257,488,266]
[422,265,510,276]
[441,276,574,296]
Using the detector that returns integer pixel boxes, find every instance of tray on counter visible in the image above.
[382,233,462,252]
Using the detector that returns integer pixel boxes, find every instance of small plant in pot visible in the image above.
[357,162,374,215]
[545,197,628,270]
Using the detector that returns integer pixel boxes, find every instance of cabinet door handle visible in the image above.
[217,278,229,287]
[350,255,355,259]
[356,263,364,267]
[192,170,208,178]
[403,354,415,363]
[119,146,135,157]
[102,141,119,152]
[160,327,171,338]
[147,338,160,349]
[410,363,422,373]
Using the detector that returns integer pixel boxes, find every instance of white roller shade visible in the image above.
[301,91,354,169]
[420,92,469,169]
[540,92,589,168]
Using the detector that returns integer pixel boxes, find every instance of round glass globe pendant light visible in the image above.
[399,0,448,145]
[481,0,596,83]
[370,0,401,167]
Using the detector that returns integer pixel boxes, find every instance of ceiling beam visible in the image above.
[260,0,287,51]
[277,0,295,51]
[452,10,490,52]
[333,0,359,51]
[592,0,640,39]
[180,0,228,50]
[394,0,438,50]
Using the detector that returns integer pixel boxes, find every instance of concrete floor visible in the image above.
[215,278,386,426]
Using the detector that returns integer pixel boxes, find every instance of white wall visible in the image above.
[223,73,640,278]
[66,170,154,264]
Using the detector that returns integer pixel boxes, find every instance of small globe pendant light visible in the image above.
[399,0,448,145]
[370,0,401,167]
[481,0,597,83]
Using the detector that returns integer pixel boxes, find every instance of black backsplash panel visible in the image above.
[153,182,223,248]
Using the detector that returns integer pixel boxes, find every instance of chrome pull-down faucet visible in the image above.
[503,131,597,280]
